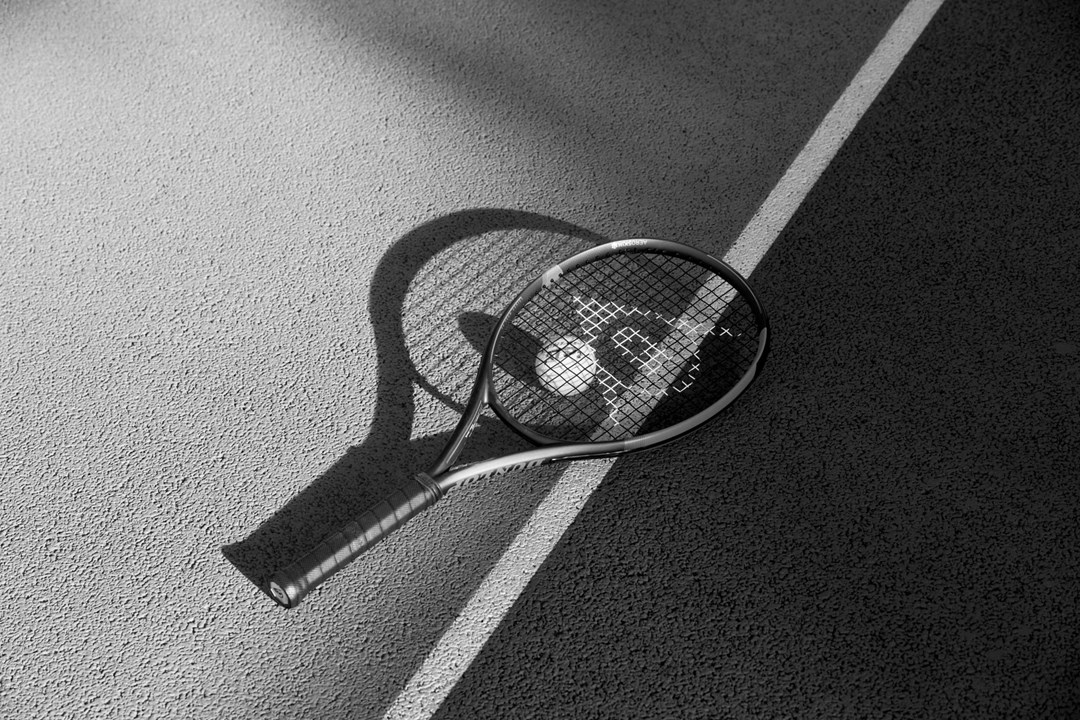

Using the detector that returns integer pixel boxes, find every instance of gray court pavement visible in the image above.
[2,0,1076,718]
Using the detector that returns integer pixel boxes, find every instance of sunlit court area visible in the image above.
[2,0,1078,717]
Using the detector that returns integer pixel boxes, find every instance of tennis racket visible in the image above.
[269,238,769,607]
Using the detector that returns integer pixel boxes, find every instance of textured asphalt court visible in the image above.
[2,0,1077,719]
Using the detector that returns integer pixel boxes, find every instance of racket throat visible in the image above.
[426,367,490,478]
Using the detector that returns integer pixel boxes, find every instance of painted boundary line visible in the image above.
[383,0,946,716]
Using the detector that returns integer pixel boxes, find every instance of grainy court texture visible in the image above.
[1,0,1077,719]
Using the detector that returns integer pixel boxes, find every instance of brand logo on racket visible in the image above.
[457,457,548,481]
[611,239,649,250]
[527,295,729,438]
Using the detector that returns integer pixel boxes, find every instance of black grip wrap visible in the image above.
[268,473,443,608]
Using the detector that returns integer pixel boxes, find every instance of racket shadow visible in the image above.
[459,310,543,386]
[221,209,606,600]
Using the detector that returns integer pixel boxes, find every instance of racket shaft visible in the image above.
[269,475,441,607]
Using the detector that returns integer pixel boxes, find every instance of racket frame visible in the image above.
[432,238,769,489]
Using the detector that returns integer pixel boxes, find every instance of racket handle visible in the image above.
[268,474,443,608]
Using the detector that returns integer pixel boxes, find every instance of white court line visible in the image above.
[383,0,945,716]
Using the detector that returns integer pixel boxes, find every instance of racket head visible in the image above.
[483,239,769,452]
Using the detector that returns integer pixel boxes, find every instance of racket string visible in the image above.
[492,252,761,443]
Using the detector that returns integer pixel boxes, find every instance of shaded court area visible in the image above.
[432,0,1080,717]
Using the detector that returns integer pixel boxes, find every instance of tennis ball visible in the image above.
[535,335,597,396]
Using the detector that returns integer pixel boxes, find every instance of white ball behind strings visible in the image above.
[535,335,597,396]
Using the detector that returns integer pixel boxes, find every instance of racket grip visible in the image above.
[268,473,443,608]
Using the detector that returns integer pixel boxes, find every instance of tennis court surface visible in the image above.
[2,0,1076,717]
